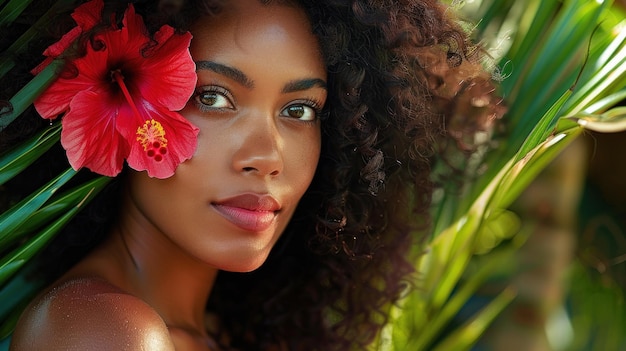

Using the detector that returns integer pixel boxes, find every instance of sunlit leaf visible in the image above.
[413,249,516,350]
[566,24,626,114]
[570,106,626,133]
[513,89,573,164]
[492,126,582,211]
[584,89,626,114]
[430,288,517,351]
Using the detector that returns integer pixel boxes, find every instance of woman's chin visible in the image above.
[213,252,270,273]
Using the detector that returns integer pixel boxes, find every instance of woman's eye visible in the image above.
[280,104,318,121]
[194,88,234,111]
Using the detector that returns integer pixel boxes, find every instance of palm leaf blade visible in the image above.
[0,168,76,245]
[0,184,100,286]
[0,124,61,186]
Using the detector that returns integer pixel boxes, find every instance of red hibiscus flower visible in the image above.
[34,0,198,178]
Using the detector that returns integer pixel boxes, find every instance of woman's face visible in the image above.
[125,0,326,272]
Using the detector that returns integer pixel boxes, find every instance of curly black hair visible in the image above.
[0,0,504,350]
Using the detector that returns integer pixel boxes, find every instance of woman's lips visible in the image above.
[212,193,280,232]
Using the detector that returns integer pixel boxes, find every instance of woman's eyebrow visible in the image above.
[196,60,254,89]
[282,78,327,93]
[196,60,326,93]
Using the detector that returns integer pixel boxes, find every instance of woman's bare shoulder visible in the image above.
[10,277,174,351]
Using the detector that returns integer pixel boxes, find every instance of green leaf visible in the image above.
[474,0,516,38]
[0,0,34,27]
[0,59,62,131]
[492,126,581,212]
[0,168,76,246]
[566,42,626,114]
[513,89,572,164]
[583,88,626,114]
[380,1,626,350]
[471,89,573,208]
[506,0,608,143]
[0,301,25,340]
[0,184,99,286]
[421,159,514,308]
[413,249,516,350]
[430,288,517,351]
[570,106,626,133]
[0,261,23,287]
[473,210,521,254]
[0,263,43,325]
[3,176,111,244]
[499,0,561,94]
[0,178,109,339]
[0,124,61,186]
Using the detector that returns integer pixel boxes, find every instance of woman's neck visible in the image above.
[62,191,219,335]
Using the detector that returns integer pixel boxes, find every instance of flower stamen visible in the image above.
[137,119,168,162]
[112,69,169,163]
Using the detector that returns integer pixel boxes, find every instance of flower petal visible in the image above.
[72,0,104,30]
[34,76,90,119]
[115,5,196,111]
[61,90,130,177]
[125,103,199,179]
[34,44,109,119]
[31,27,82,75]
[137,30,196,111]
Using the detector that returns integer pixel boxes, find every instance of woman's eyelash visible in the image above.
[282,98,325,123]
[301,98,323,114]
[191,87,325,121]
[193,86,235,112]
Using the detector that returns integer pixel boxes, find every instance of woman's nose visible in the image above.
[231,113,283,177]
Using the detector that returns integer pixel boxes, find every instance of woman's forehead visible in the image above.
[189,1,319,57]
[188,0,326,83]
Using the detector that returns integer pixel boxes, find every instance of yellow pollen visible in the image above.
[136,119,168,161]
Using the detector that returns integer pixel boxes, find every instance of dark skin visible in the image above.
[10,1,327,350]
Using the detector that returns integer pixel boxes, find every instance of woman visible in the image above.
[2,0,503,349]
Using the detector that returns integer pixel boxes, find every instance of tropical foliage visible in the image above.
[372,0,626,350]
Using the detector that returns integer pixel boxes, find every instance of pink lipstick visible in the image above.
[212,194,280,232]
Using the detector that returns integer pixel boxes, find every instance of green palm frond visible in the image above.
[0,60,62,131]
[0,0,35,27]
[375,0,626,350]
[0,124,60,185]
[0,167,76,247]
